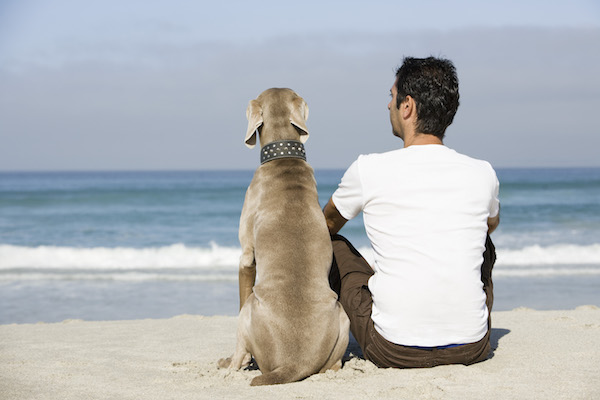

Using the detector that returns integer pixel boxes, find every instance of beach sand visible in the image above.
[1,307,599,399]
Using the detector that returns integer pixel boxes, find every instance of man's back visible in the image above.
[333,145,499,346]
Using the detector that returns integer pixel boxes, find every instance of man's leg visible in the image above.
[431,234,497,366]
[329,234,375,353]
[481,234,496,312]
[330,234,497,368]
[329,235,438,367]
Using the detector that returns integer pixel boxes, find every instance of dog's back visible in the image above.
[247,159,343,385]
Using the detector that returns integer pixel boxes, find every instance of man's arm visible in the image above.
[323,197,348,235]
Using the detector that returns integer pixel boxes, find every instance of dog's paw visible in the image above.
[329,359,342,372]
[217,356,232,369]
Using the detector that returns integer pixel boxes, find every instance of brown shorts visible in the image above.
[328,234,496,368]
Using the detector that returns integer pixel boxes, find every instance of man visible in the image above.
[323,57,500,368]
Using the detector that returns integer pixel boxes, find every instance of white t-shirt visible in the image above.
[332,145,499,347]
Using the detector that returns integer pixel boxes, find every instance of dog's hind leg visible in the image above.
[319,303,350,372]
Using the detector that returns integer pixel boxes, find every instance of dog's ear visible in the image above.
[290,96,309,143]
[245,99,263,149]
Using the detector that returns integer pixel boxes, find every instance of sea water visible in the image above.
[1,168,599,324]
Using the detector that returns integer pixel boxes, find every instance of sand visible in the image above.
[1,306,599,399]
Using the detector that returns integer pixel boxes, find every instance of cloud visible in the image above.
[1,26,599,171]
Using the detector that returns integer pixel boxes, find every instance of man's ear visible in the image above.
[401,95,415,120]
[244,100,263,148]
[290,96,309,143]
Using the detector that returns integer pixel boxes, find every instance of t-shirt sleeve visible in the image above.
[488,168,500,218]
[331,158,364,220]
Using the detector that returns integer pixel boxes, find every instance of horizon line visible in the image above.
[2,165,600,174]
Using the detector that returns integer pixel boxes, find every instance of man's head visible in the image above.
[392,57,459,140]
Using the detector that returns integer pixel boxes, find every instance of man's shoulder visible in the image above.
[356,146,489,165]
[350,146,496,178]
[354,149,404,165]
[449,149,495,169]
[446,150,499,190]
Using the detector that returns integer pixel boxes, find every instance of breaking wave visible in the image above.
[1,242,599,281]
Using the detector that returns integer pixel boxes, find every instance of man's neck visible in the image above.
[403,132,443,148]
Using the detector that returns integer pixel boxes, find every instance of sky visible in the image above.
[1,0,599,171]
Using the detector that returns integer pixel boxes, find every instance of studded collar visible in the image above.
[260,140,306,165]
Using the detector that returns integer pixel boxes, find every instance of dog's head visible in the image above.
[244,88,309,149]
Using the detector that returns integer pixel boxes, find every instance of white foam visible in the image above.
[356,244,600,278]
[0,242,241,270]
[493,267,600,277]
[2,242,600,281]
[0,272,238,282]
[356,243,600,267]
[496,244,600,266]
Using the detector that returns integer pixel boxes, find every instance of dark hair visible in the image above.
[395,57,459,139]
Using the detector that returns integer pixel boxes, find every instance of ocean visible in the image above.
[1,168,599,324]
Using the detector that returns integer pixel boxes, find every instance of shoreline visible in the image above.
[3,274,600,325]
[1,307,599,399]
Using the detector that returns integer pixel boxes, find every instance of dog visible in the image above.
[218,88,349,386]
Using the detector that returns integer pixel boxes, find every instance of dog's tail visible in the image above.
[250,366,306,386]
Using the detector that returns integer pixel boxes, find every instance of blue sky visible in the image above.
[1,0,599,170]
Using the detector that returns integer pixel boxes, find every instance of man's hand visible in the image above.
[323,197,348,235]
[487,213,500,234]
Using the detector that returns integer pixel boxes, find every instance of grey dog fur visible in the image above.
[218,88,350,386]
